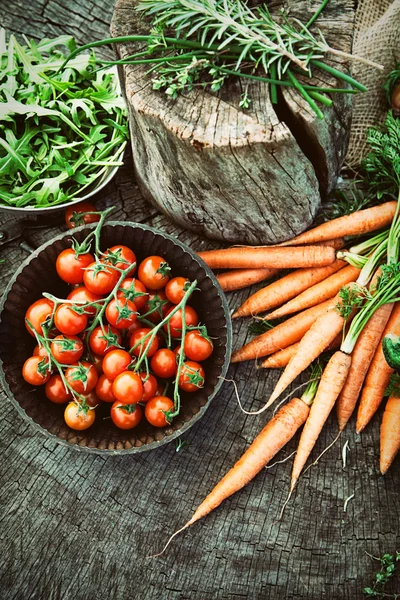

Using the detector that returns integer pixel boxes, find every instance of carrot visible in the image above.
[197,245,336,270]
[279,201,397,247]
[264,284,357,408]
[290,351,352,490]
[230,296,339,363]
[356,302,400,433]
[380,395,400,474]
[233,260,345,318]
[152,395,311,556]
[216,268,279,292]
[265,265,360,321]
[261,333,342,369]
[336,302,394,431]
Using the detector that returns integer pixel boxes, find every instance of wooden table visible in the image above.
[1,3,399,599]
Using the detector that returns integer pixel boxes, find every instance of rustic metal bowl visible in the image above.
[0,222,232,454]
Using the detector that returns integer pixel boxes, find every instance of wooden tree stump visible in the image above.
[111,0,355,244]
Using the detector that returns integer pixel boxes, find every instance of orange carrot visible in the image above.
[356,302,400,433]
[261,333,342,369]
[216,268,279,292]
[290,351,352,490]
[380,395,400,474]
[233,260,345,318]
[197,245,336,270]
[264,284,357,408]
[265,265,360,320]
[230,297,339,363]
[153,396,310,555]
[279,201,397,247]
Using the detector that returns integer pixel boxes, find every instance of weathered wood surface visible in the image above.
[1,3,400,600]
[111,0,354,244]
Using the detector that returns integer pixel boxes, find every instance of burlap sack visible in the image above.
[346,0,400,168]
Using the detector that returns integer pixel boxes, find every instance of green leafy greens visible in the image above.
[0,30,128,208]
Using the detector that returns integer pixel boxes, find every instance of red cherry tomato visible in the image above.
[142,291,171,324]
[56,249,94,285]
[89,325,122,356]
[54,304,88,336]
[184,330,213,362]
[138,255,171,290]
[67,286,103,316]
[81,390,101,408]
[33,344,50,358]
[45,374,72,404]
[50,334,84,365]
[104,245,137,272]
[25,298,54,337]
[145,396,174,427]
[165,277,191,304]
[105,297,137,330]
[139,372,158,402]
[110,402,143,429]
[65,361,98,394]
[102,349,132,381]
[83,261,119,295]
[112,371,143,405]
[64,402,96,430]
[164,306,199,338]
[22,356,51,386]
[129,328,159,358]
[95,374,116,403]
[91,353,104,375]
[65,202,100,229]
[117,278,148,310]
[150,349,177,379]
[178,361,205,392]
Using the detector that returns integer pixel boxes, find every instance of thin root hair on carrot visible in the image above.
[265,450,296,469]
[275,486,296,523]
[303,431,342,474]
[147,523,191,559]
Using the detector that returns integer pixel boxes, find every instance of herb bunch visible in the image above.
[62,0,383,119]
[0,30,128,208]
[363,552,400,599]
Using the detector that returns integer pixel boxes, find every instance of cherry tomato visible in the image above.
[56,249,94,285]
[45,374,72,404]
[139,372,158,402]
[111,402,143,430]
[178,361,205,392]
[33,344,49,358]
[173,345,182,358]
[184,330,213,361]
[81,390,101,408]
[164,306,199,338]
[138,255,171,290]
[22,356,51,386]
[165,277,190,304]
[104,245,137,272]
[117,278,148,310]
[102,349,132,381]
[105,297,137,330]
[150,349,177,379]
[50,334,84,365]
[112,371,143,405]
[83,261,119,295]
[65,361,98,394]
[127,320,142,335]
[67,286,103,316]
[145,396,174,427]
[91,353,104,375]
[129,328,160,358]
[65,202,100,229]
[89,325,122,356]
[54,304,88,336]
[64,402,96,430]
[95,374,116,403]
[25,298,54,337]
[142,291,171,324]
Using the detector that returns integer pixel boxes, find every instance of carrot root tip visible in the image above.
[147,522,191,559]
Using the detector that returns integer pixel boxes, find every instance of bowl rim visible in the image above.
[0,220,232,455]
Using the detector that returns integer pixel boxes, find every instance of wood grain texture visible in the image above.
[1,4,400,600]
[110,0,354,244]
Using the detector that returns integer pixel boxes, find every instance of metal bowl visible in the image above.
[0,222,232,455]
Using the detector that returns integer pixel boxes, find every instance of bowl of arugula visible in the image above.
[0,30,128,212]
